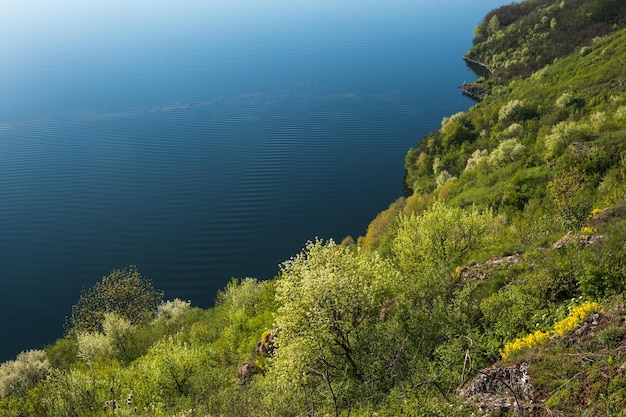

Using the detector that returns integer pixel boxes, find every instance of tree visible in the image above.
[488,138,526,167]
[69,265,163,333]
[271,240,403,416]
[498,100,527,124]
[0,350,49,398]
[547,168,592,230]
[544,121,592,159]
[392,201,498,273]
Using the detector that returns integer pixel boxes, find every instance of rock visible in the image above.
[459,83,488,101]
[255,330,277,356]
[552,232,574,249]
[236,360,259,384]
[552,232,605,249]
[457,362,539,416]
[459,255,520,281]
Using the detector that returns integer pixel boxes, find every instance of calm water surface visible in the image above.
[0,0,507,361]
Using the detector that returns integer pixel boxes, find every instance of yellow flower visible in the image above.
[500,301,600,359]
[500,330,550,359]
[580,225,595,234]
[590,208,603,218]
[553,301,599,336]
[452,266,463,278]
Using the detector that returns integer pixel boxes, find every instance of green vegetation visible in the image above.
[3,0,626,415]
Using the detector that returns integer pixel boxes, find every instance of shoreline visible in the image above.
[462,55,493,74]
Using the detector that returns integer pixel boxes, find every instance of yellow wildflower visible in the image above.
[553,301,600,336]
[500,301,600,359]
[590,208,603,218]
[580,226,595,234]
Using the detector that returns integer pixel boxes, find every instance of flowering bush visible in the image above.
[0,350,49,397]
[500,301,600,359]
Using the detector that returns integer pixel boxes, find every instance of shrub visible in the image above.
[615,105,626,123]
[548,168,592,230]
[499,100,527,124]
[544,121,593,159]
[597,167,626,207]
[359,198,405,250]
[440,112,465,135]
[272,239,403,415]
[69,266,163,333]
[436,170,456,188]
[0,350,49,398]
[577,241,626,299]
[465,149,488,172]
[597,325,626,349]
[155,298,192,322]
[590,111,607,133]
[76,331,112,364]
[488,138,526,167]
[555,92,574,109]
[507,123,524,137]
[393,201,498,272]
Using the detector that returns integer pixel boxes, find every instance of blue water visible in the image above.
[0,0,507,362]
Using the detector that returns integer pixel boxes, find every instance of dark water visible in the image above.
[0,0,507,361]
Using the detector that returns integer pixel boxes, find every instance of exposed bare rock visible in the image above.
[457,362,539,416]
[459,83,488,101]
[236,360,259,384]
[552,232,606,249]
[462,55,493,74]
[557,312,603,347]
[552,232,574,249]
[579,234,606,246]
[255,330,277,356]
[459,255,520,281]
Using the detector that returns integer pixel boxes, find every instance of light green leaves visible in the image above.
[272,240,402,411]
[393,201,499,273]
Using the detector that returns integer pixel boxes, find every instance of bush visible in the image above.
[436,170,456,188]
[555,92,575,109]
[544,121,593,159]
[597,324,626,349]
[69,265,163,333]
[393,201,499,272]
[465,149,488,172]
[576,236,626,299]
[272,239,403,415]
[0,350,49,398]
[499,100,527,124]
[154,298,192,322]
[488,138,526,167]
[548,168,592,230]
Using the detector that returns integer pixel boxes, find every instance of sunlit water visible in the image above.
[0,0,507,361]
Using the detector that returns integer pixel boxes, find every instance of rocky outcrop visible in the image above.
[457,362,539,416]
[458,255,520,281]
[236,360,259,384]
[255,330,276,356]
[552,232,606,249]
[558,312,603,346]
[463,56,493,74]
[459,83,488,101]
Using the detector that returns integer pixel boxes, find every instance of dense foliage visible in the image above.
[68,266,164,333]
[3,1,626,415]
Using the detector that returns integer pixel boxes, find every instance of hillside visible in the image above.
[2,1,626,416]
